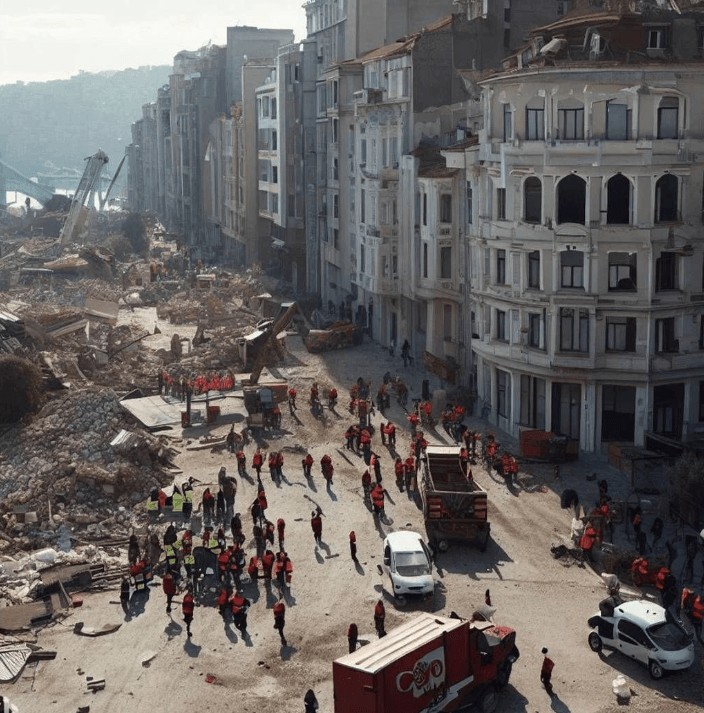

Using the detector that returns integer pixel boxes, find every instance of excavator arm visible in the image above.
[249,302,298,384]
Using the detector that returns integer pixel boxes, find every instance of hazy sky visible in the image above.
[0,0,307,86]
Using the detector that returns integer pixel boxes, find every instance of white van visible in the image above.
[383,531,434,599]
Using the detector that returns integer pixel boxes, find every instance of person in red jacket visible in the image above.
[362,469,372,504]
[162,571,177,614]
[580,521,598,563]
[262,549,276,586]
[540,648,555,696]
[321,454,334,485]
[311,509,323,547]
[288,387,297,414]
[182,588,195,637]
[328,387,338,410]
[216,585,230,620]
[386,421,396,447]
[302,453,314,479]
[374,599,386,638]
[691,594,704,643]
[349,531,357,562]
[273,599,287,646]
[252,448,263,479]
[371,484,385,520]
[217,548,230,584]
[347,622,358,653]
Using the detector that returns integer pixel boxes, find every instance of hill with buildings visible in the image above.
[0,66,171,182]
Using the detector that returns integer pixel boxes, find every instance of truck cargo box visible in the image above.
[333,613,517,713]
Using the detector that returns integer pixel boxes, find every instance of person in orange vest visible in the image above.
[630,556,649,585]
[275,452,285,483]
[321,454,334,485]
[328,387,338,410]
[257,488,268,515]
[408,410,419,435]
[386,421,396,448]
[235,449,246,477]
[403,456,415,492]
[394,458,404,491]
[182,587,195,637]
[347,622,359,653]
[371,483,385,520]
[311,509,323,547]
[276,518,286,550]
[217,548,230,584]
[302,453,314,479]
[252,448,263,479]
[580,521,598,563]
[374,599,386,638]
[162,571,177,614]
[540,647,555,696]
[228,544,242,589]
[202,488,215,526]
[655,567,670,593]
[230,590,250,635]
[344,426,357,451]
[268,452,278,482]
[247,555,259,580]
[691,594,704,643]
[459,447,470,477]
[216,585,230,620]
[362,469,372,503]
[262,549,275,587]
[288,387,297,414]
[273,599,287,646]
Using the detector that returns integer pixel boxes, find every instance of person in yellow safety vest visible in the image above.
[172,487,184,514]
[182,483,193,520]
[147,488,159,514]
[207,532,220,551]
[164,543,179,573]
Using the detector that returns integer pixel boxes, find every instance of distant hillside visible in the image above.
[0,66,171,183]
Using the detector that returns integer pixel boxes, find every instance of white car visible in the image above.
[587,598,695,679]
[383,530,434,599]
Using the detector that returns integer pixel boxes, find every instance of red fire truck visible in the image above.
[333,612,518,713]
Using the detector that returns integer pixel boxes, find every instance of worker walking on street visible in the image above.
[540,648,555,696]
[347,622,358,653]
[304,689,319,713]
[182,587,195,637]
[274,599,287,646]
[288,387,298,414]
[302,453,314,479]
[162,571,177,613]
[349,531,357,561]
[311,508,323,547]
[252,448,263,479]
[230,590,251,636]
[374,599,386,638]
[120,577,131,618]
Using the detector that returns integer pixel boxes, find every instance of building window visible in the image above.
[524,177,542,223]
[272,166,278,184]
[360,139,367,164]
[332,118,339,144]
[496,249,506,284]
[332,228,339,249]
[503,104,512,141]
[699,315,704,349]
[440,247,452,279]
[606,103,630,140]
[422,193,428,226]
[699,381,704,421]
[608,252,637,291]
[648,27,668,49]
[606,317,636,352]
[466,182,473,224]
[607,174,631,224]
[360,244,366,273]
[271,98,277,119]
[528,312,544,349]
[520,375,546,429]
[558,105,584,140]
[272,131,277,150]
[422,242,428,278]
[655,251,678,291]
[440,194,452,223]
[332,157,339,181]
[528,250,541,288]
[496,369,510,418]
[332,193,339,218]
[496,187,506,220]
[560,308,589,352]
[496,309,507,341]
[360,189,366,223]
[557,174,586,224]
[443,304,453,340]
[526,105,545,140]
[655,317,678,353]
[655,174,679,223]
[657,97,679,139]
[561,250,584,288]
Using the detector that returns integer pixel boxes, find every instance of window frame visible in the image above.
[655,252,678,291]
[496,249,507,284]
[524,177,542,224]
[496,309,507,342]
[526,107,545,140]
[560,307,590,353]
[560,250,584,289]
[605,317,636,352]
[558,106,585,140]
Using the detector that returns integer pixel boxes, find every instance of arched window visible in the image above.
[606,174,631,224]
[557,174,586,225]
[657,97,679,139]
[655,174,679,223]
[524,177,542,223]
[557,98,584,140]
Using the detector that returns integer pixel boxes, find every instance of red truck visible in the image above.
[333,612,518,713]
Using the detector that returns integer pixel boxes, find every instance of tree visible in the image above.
[121,213,148,256]
[0,356,43,423]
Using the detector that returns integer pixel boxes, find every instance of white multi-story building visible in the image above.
[445,3,704,452]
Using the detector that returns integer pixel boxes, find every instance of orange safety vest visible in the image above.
[692,596,704,622]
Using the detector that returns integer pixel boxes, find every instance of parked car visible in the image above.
[587,598,695,679]
[383,530,434,599]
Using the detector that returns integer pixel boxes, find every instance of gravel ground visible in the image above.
[8,332,703,713]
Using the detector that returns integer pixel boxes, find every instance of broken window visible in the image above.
[657,97,679,139]
[560,308,589,352]
[608,252,637,291]
[561,250,584,288]
[524,177,542,223]
[528,250,541,289]
[606,317,636,352]
[607,174,631,224]
[655,251,678,291]
[557,174,586,224]
[655,317,677,353]
[655,174,679,223]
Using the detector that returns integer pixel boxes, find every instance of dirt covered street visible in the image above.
[6,332,703,713]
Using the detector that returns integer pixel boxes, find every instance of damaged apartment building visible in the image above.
[443,0,704,453]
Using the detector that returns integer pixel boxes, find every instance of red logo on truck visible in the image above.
[396,647,445,698]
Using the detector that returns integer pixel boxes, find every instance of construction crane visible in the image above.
[59,149,109,246]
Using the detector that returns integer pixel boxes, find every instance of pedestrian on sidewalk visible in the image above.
[162,571,177,613]
[274,599,287,646]
[540,648,555,696]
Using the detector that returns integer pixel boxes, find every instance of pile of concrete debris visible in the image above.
[0,387,174,554]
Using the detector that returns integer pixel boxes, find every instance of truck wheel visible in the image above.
[480,688,498,713]
[437,539,449,553]
[588,632,603,653]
